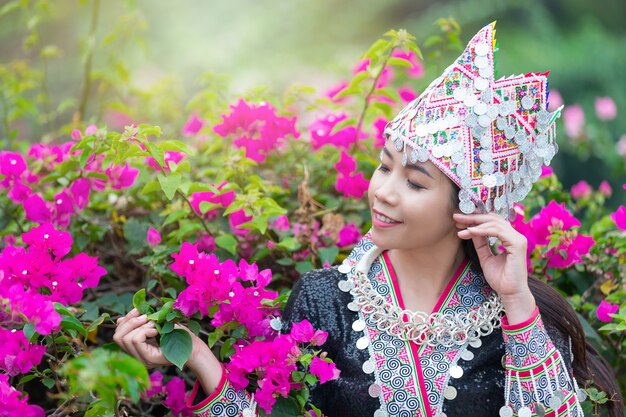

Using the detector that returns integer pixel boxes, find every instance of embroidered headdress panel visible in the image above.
[384,22,562,219]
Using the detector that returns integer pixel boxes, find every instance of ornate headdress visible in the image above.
[384,22,563,219]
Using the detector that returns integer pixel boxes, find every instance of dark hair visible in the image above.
[451,185,624,416]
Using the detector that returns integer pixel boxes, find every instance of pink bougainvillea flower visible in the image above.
[0,285,61,335]
[545,234,595,269]
[71,129,82,141]
[22,222,73,258]
[189,181,235,219]
[196,233,216,253]
[162,377,192,417]
[595,96,617,121]
[106,163,139,190]
[335,171,369,199]
[540,166,554,178]
[309,356,341,384]
[289,320,328,346]
[391,49,424,78]
[398,87,418,103]
[0,328,45,376]
[309,113,364,150]
[23,194,53,225]
[270,215,290,232]
[172,246,238,317]
[229,209,253,237]
[7,180,32,204]
[0,374,45,417]
[563,105,585,139]
[226,335,300,414]
[182,112,204,137]
[596,300,619,322]
[146,151,185,171]
[570,180,592,199]
[372,118,387,148]
[0,152,27,179]
[610,205,626,230]
[213,100,299,163]
[337,223,361,247]
[141,370,164,400]
[352,59,393,88]
[69,178,91,211]
[529,201,581,245]
[84,124,97,136]
[147,227,162,247]
[334,150,357,175]
[548,90,563,111]
[325,81,349,103]
[599,180,612,197]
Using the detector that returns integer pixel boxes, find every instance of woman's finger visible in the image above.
[116,308,139,325]
[113,314,149,347]
[122,321,156,364]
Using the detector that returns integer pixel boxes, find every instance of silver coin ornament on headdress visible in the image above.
[384,22,563,220]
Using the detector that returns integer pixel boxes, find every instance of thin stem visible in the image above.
[77,0,100,122]
[354,47,396,150]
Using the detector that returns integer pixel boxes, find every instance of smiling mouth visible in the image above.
[373,211,402,224]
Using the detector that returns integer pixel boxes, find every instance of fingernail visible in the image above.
[139,314,148,320]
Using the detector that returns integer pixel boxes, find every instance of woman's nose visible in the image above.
[374,176,398,206]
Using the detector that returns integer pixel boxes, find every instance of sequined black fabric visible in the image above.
[281,267,572,417]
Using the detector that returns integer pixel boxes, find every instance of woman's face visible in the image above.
[368,143,459,251]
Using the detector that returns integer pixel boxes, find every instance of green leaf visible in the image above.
[318,246,339,266]
[61,315,88,337]
[147,301,174,323]
[86,313,111,334]
[216,234,238,256]
[157,172,182,200]
[22,323,37,342]
[141,180,161,194]
[85,404,115,417]
[42,377,55,389]
[277,237,299,251]
[304,373,317,385]
[132,289,151,315]
[388,57,412,68]
[17,374,38,385]
[267,397,300,417]
[159,140,192,154]
[160,329,192,370]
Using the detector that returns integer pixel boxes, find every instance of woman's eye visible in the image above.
[377,164,390,173]
[407,180,423,190]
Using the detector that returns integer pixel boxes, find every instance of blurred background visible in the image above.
[1,0,625,204]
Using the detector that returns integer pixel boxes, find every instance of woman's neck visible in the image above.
[387,239,466,312]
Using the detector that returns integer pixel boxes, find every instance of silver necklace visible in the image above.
[339,245,504,347]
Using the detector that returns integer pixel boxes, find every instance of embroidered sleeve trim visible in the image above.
[501,306,540,334]
[187,366,229,413]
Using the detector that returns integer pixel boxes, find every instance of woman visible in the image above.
[114,23,622,417]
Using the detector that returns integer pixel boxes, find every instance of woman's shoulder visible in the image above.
[291,266,345,302]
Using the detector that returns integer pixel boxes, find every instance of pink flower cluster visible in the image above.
[213,100,300,163]
[309,113,362,150]
[1,128,139,228]
[334,150,369,199]
[511,201,595,271]
[0,374,44,417]
[189,181,251,237]
[0,223,105,379]
[141,371,192,417]
[226,319,338,414]
[611,206,626,230]
[172,244,279,338]
[596,300,619,323]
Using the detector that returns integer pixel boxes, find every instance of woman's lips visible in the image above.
[372,210,402,228]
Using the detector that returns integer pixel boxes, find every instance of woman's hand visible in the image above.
[453,212,536,324]
[113,309,224,394]
[114,308,173,368]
